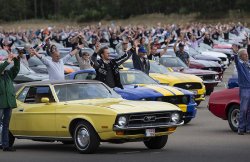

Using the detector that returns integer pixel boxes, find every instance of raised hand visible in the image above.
[232,44,239,54]
[95,42,101,53]
[7,53,15,63]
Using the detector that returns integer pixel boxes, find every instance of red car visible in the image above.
[208,88,240,132]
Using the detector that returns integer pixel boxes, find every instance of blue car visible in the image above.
[66,69,197,124]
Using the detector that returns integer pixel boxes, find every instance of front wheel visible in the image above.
[195,101,201,106]
[143,135,168,149]
[206,88,214,95]
[227,105,240,132]
[183,118,192,124]
[73,121,100,154]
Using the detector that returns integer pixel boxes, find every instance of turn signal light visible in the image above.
[116,131,124,135]
[168,127,176,132]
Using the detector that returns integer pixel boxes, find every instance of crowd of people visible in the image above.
[1,21,250,151]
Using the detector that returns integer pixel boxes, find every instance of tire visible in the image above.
[183,118,192,124]
[227,105,240,132]
[73,121,100,154]
[143,135,168,149]
[61,141,74,145]
[206,88,214,95]
[195,101,201,106]
[9,131,15,147]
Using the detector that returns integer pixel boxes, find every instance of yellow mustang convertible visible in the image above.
[9,80,183,154]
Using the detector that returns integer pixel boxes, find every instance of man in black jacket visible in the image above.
[132,46,150,75]
[91,43,136,89]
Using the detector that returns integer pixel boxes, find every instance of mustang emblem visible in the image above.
[185,84,192,88]
[144,116,156,122]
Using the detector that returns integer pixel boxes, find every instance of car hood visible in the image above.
[172,68,218,75]
[149,72,203,84]
[114,84,191,100]
[190,59,220,67]
[68,98,181,114]
[201,51,227,58]
[193,54,221,61]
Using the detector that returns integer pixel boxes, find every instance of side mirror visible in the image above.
[41,97,50,104]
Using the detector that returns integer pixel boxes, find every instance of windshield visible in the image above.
[149,61,170,74]
[5,62,34,75]
[54,83,121,101]
[122,61,134,69]
[120,71,158,85]
[189,47,200,56]
[28,56,44,66]
[159,57,188,68]
[59,51,78,65]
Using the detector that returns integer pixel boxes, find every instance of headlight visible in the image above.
[215,75,220,80]
[117,116,127,127]
[171,113,180,123]
[182,96,188,104]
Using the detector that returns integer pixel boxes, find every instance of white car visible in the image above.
[197,44,229,67]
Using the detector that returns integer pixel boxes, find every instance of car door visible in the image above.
[11,85,57,137]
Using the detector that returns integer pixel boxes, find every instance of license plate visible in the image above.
[145,129,155,137]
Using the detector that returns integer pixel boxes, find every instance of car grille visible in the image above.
[174,82,202,89]
[197,74,215,81]
[202,67,222,73]
[154,95,190,105]
[127,112,172,127]
[219,57,227,61]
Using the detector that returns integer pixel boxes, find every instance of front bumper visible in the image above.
[203,81,220,89]
[113,121,184,131]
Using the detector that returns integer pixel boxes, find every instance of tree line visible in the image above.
[0,0,249,22]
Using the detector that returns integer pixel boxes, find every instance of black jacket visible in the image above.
[132,53,150,75]
[91,48,135,89]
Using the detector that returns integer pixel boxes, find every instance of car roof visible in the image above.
[16,80,102,87]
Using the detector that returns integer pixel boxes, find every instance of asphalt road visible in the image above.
[1,62,250,162]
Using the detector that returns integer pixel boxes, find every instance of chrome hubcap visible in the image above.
[231,109,239,128]
[77,128,90,149]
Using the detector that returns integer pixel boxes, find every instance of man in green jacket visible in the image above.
[0,52,20,152]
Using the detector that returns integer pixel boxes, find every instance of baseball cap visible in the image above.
[138,46,147,53]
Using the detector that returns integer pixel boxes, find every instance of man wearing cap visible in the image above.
[173,40,190,66]
[232,45,250,135]
[0,52,20,151]
[132,45,150,75]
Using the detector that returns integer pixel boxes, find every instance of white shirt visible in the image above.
[40,54,72,81]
